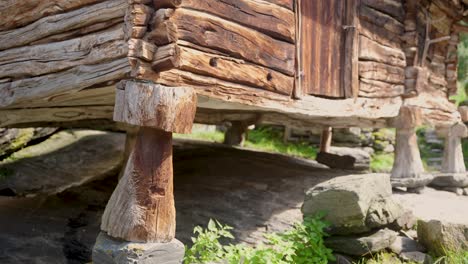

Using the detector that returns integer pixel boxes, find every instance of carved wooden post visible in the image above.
[319,127,333,153]
[93,80,197,263]
[391,106,432,192]
[223,121,249,146]
[431,123,468,195]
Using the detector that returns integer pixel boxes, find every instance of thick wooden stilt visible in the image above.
[319,127,332,153]
[101,127,175,242]
[390,106,432,190]
[223,121,249,146]
[441,123,467,173]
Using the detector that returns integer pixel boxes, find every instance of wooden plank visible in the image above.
[264,0,294,10]
[359,4,404,35]
[359,78,404,98]
[359,61,405,84]
[343,0,360,98]
[359,35,406,67]
[152,0,295,42]
[153,44,294,95]
[0,106,114,127]
[0,0,126,51]
[0,58,130,109]
[148,8,295,76]
[0,26,126,79]
[361,0,404,22]
[0,0,103,31]
[359,20,402,49]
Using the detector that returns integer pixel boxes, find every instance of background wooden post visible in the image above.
[319,127,333,153]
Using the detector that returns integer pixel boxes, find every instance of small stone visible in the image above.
[325,228,398,256]
[399,251,432,264]
[316,147,370,170]
[92,232,185,264]
[390,209,416,231]
[407,186,426,194]
[389,236,425,254]
[463,188,468,196]
[417,220,468,256]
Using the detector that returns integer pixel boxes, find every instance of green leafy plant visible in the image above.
[184,214,334,264]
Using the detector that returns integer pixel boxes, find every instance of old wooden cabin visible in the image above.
[1,0,467,262]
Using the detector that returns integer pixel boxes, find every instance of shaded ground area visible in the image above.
[0,139,467,263]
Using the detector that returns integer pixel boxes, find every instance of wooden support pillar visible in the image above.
[319,127,332,153]
[391,106,432,191]
[223,121,249,146]
[440,123,467,174]
[100,80,196,243]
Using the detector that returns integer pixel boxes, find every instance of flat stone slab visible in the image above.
[391,174,434,188]
[430,173,468,188]
[325,228,398,256]
[93,232,184,264]
[0,130,124,196]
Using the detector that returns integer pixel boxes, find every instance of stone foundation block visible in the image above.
[391,174,433,189]
[92,232,184,264]
[430,173,468,188]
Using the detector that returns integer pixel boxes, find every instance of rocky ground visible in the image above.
[0,131,467,263]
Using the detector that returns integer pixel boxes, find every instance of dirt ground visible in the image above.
[0,140,467,263]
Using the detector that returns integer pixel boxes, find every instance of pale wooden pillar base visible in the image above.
[92,232,184,264]
[390,107,432,189]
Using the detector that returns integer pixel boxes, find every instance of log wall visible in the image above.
[0,0,130,126]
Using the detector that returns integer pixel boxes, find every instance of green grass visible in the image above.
[370,152,394,173]
[176,126,318,160]
[433,249,468,264]
[354,252,418,264]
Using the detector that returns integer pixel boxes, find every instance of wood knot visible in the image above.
[266,73,273,81]
[209,58,218,67]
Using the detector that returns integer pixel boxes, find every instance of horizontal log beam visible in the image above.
[153,0,295,42]
[0,58,130,109]
[148,8,295,76]
[0,26,126,79]
[359,78,404,98]
[359,36,406,67]
[361,0,404,22]
[360,4,404,35]
[153,44,294,95]
[0,0,126,51]
[359,61,405,84]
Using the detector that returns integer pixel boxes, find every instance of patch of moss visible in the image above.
[0,167,14,181]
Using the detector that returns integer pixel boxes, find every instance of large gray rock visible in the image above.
[316,147,370,170]
[391,174,434,189]
[0,130,124,196]
[0,128,58,158]
[302,174,404,235]
[93,232,184,264]
[430,173,468,188]
[325,228,398,256]
[417,220,468,256]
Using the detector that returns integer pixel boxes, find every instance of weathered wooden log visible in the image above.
[114,80,197,134]
[439,123,468,173]
[0,0,127,51]
[128,38,156,62]
[101,127,176,242]
[147,8,295,76]
[152,44,294,95]
[359,36,406,67]
[153,0,295,43]
[459,106,468,123]
[360,5,404,35]
[358,61,405,84]
[361,0,404,22]
[0,0,103,31]
[359,78,404,98]
[0,26,126,79]
[343,0,360,98]
[359,21,402,49]
[0,58,130,109]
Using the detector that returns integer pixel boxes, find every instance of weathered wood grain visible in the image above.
[360,4,404,35]
[359,78,404,98]
[359,36,406,67]
[0,0,126,51]
[0,58,130,109]
[0,106,114,127]
[343,0,359,98]
[148,8,295,76]
[359,61,405,84]
[0,26,126,79]
[101,127,176,242]
[361,0,404,22]
[152,0,295,42]
[359,20,402,49]
[153,44,294,95]
[0,0,103,31]
[114,81,197,134]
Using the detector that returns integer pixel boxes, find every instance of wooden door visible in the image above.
[298,0,358,98]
